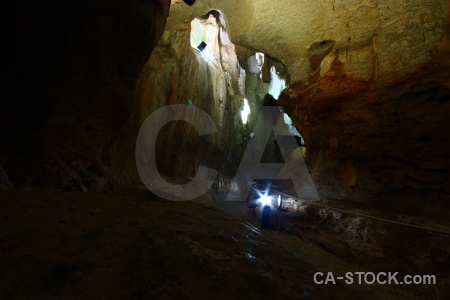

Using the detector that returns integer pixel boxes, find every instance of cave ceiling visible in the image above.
[169,0,447,84]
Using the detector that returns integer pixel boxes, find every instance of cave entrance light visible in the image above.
[190,11,226,64]
[240,98,251,124]
[256,53,264,80]
[264,63,299,139]
[268,66,286,100]
[283,113,302,140]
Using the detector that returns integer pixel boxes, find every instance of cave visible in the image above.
[1,0,449,298]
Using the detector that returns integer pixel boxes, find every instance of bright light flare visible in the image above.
[257,189,272,206]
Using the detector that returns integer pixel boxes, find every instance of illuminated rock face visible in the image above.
[165,0,450,204]
[168,0,447,82]
[273,3,450,204]
[135,10,246,191]
[2,0,448,201]
[278,57,450,204]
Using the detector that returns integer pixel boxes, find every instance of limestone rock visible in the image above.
[135,9,246,186]
[168,0,446,83]
[165,1,449,203]
[278,55,450,205]
[2,0,449,199]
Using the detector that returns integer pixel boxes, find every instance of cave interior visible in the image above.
[1,0,449,298]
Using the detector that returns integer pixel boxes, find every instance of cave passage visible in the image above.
[1,0,449,299]
[186,10,312,204]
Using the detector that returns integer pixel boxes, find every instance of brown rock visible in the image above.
[389,54,401,64]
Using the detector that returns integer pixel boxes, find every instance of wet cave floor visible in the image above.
[0,188,447,299]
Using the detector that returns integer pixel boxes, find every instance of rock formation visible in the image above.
[2,0,449,206]
[135,10,246,192]
[2,0,171,191]
[151,0,450,207]
[1,1,449,297]
[276,1,450,206]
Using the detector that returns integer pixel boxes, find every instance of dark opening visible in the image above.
[197,41,207,52]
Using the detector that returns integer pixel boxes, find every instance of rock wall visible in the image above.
[166,0,449,205]
[2,0,448,202]
[135,10,247,192]
[278,12,450,206]
[2,0,171,190]
[168,0,446,82]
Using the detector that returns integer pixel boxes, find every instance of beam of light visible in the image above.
[240,98,251,124]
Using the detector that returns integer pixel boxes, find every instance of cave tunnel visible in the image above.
[1,0,450,298]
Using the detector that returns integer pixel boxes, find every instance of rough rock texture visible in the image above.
[135,6,293,195]
[2,0,448,203]
[135,10,247,192]
[163,0,449,206]
[278,13,450,206]
[168,0,447,82]
[2,0,171,191]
